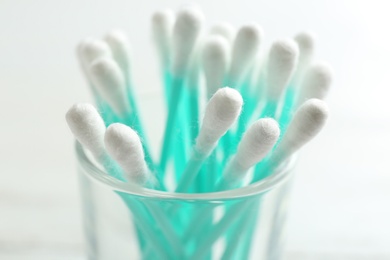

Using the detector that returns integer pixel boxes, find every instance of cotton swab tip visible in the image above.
[235,118,280,170]
[279,98,329,157]
[299,62,333,103]
[152,8,175,26]
[196,87,243,154]
[104,29,132,72]
[79,39,112,65]
[89,57,130,116]
[104,123,150,186]
[171,6,204,76]
[209,22,235,43]
[234,23,263,49]
[151,9,175,62]
[65,103,106,161]
[202,35,230,96]
[266,39,299,100]
[294,31,315,57]
[229,23,263,85]
[294,31,316,76]
[202,35,230,61]
[175,6,204,33]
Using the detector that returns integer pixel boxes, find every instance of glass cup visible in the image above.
[76,142,295,260]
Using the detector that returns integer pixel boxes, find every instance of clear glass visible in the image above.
[76,142,295,260]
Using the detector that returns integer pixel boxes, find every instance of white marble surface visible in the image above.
[1,0,390,259]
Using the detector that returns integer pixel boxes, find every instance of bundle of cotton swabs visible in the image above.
[67,6,332,193]
[66,5,331,258]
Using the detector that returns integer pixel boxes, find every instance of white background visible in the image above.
[0,0,390,259]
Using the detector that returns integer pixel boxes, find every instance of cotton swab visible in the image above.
[209,22,235,44]
[104,29,149,144]
[151,9,176,100]
[89,57,157,172]
[171,6,204,77]
[261,39,299,118]
[236,39,298,145]
[296,62,333,105]
[78,39,112,72]
[218,118,280,190]
[105,126,186,259]
[159,6,204,173]
[201,35,230,98]
[217,120,279,257]
[65,103,127,181]
[220,24,263,162]
[104,123,187,258]
[76,39,113,110]
[104,30,132,85]
[104,123,156,187]
[66,103,107,164]
[274,98,329,159]
[89,57,131,118]
[255,98,329,180]
[294,31,316,81]
[151,9,175,71]
[278,33,315,129]
[227,23,263,87]
[198,35,230,192]
[77,38,99,82]
[175,87,243,192]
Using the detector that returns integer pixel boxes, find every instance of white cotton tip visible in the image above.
[171,6,205,76]
[104,123,150,186]
[235,118,280,170]
[76,38,93,73]
[209,22,235,43]
[265,39,299,101]
[276,99,329,159]
[223,118,280,183]
[151,9,175,65]
[104,29,132,76]
[187,46,201,87]
[298,62,333,104]
[89,57,131,116]
[201,35,230,97]
[228,23,263,86]
[77,39,112,83]
[65,103,106,162]
[294,31,316,72]
[196,87,243,155]
[79,39,112,66]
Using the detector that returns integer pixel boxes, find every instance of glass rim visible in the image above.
[76,141,296,201]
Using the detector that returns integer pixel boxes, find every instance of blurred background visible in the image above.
[0,0,389,259]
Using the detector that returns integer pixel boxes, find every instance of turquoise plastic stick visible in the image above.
[160,76,184,173]
[172,87,190,179]
[278,86,297,133]
[188,88,199,142]
[259,100,278,118]
[163,69,172,103]
[223,194,264,260]
[221,205,258,260]
[187,199,256,260]
[118,194,174,259]
[175,149,206,193]
[96,156,171,259]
